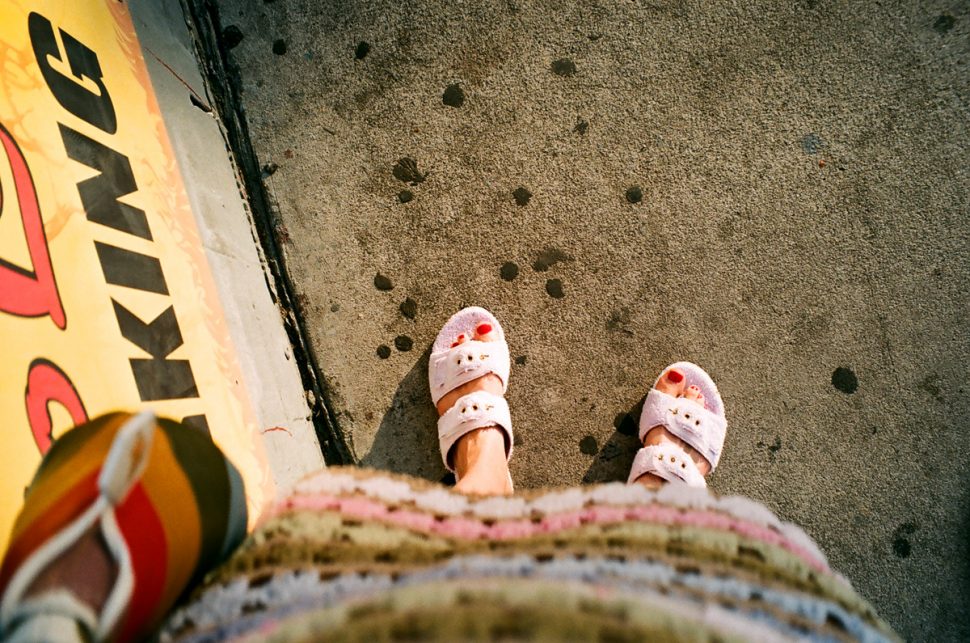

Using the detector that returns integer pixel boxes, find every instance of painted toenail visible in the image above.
[667,370,684,383]
[476,323,492,336]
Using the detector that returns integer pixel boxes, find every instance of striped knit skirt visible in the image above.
[161,467,897,642]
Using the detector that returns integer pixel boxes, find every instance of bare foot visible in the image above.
[436,322,512,496]
[633,367,713,489]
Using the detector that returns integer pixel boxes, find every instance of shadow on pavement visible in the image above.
[582,395,645,484]
[360,346,447,483]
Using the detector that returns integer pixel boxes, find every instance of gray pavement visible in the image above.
[216,0,969,639]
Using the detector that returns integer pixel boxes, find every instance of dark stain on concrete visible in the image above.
[613,412,638,437]
[801,133,824,154]
[374,273,394,291]
[512,186,532,206]
[532,247,573,272]
[546,279,564,298]
[625,186,643,204]
[607,307,634,336]
[579,435,599,455]
[551,58,577,76]
[355,41,371,59]
[398,189,414,203]
[832,366,858,394]
[933,14,955,34]
[221,25,244,49]
[376,344,391,359]
[394,335,414,351]
[892,522,918,558]
[514,355,527,365]
[574,119,589,135]
[393,158,427,185]
[918,373,943,402]
[442,83,465,107]
[758,436,783,461]
[500,261,519,281]
[400,297,417,320]
[272,39,288,55]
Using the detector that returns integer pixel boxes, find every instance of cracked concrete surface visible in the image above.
[215,0,968,639]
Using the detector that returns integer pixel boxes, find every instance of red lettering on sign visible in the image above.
[0,123,66,329]
[25,359,87,454]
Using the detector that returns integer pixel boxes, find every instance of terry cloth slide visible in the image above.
[627,362,727,488]
[429,307,514,479]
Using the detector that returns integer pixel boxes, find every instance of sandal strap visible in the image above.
[639,390,727,469]
[429,340,510,406]
[627,444,707,488]
[437,392,513,472]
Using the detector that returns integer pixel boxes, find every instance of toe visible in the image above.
[684,385,701,402]
[450,333,469,348]
[654,367,686,397]
[683,385,707,409]
[473,322,497,342]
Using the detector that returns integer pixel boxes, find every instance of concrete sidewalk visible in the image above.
[214,0,968,639]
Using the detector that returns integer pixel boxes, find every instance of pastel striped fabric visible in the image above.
[162,467,898,642]
[0,413,247,642]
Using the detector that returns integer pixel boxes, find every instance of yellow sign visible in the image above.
[0,0,274,553]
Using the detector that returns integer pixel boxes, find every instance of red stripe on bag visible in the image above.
[113,482,168,642]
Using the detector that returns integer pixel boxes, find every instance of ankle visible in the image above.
[453,427,508,474]
[633,473,664,490]
[453,427,510,495]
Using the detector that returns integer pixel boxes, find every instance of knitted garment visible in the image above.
[162,467,897,642]
[0,413,248,642]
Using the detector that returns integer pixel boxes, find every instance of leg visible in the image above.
[434,321,513,496]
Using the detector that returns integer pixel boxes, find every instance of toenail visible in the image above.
[477,323,492,336]
[667,370,684,383]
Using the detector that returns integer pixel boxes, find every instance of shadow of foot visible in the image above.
[359,346,448,483]
[582,395,645,484]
